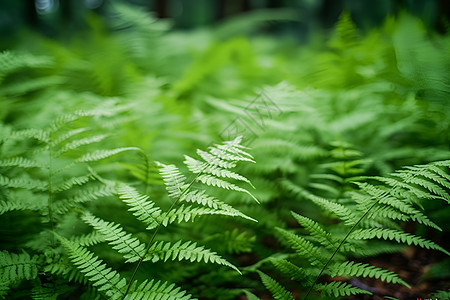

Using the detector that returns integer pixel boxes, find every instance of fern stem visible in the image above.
[304,197,380,300]
[122,164,208,299]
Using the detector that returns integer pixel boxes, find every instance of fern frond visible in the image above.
[77,147,142,163]
[353,183,441,230]
[304,193,359,225]
[53,134,109,157]
[49,128,88,147]
[82,212,145,263]
[157,204,244,227]
[0,157,42,168]
[350,228,450,255]
[126,279,193,300]
[275,227,327,266]
[146,240,241,273]
[328,261,410,287]
[196,150,237,169]
[315,281,372,297]
[0,251,39,283]
[5,128,49,143]
[159,164,188,199]
[0,174,47,191]
[117,183,161,229]
[58,236,127,300]
[54,175,92,192]
[291,212,333,248]
[184,155,253,186]
[70,231,105,247]
[196,174,259,203]
[179,190,256,222]
[270,258,312,284]
[257,271,294,300]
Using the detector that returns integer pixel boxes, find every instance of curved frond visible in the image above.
[58,236,127,300]
[257,271,294,300]
[146,240,241,274]
[82,212,146,262]
[117,183,161,229]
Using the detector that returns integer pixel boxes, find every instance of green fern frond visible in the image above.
[0,251,39,283]
[126,279,193,300]
[291,212,333,248]
[82,212,146,263]
[146,240,241,274]
[49,128,88,147]
[304,193,359,225]
[70,231,105,247]
[270,258,312,284]
[53,134,109,157]
[117,183,161,229]
[257,271,294,300]
[275,227,327,266]
[159,164,188,199]
[156,204,239,227]
[350,228,450,255]
[57,236,127,300]
[179,190,256,222]
[54,175,92,192]
[353,183,441,230]
[196,174,259,203]
[315,281,372,297]
[0,157,42,168]
[0,174,47,191]
[77,147,142,163]
[6,128,50,143]
[328,261,410,287]
[184,155,253,186]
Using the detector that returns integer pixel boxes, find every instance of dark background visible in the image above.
[1,0,449,40]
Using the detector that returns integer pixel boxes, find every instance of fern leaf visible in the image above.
[53,134,109,157]
[350,228,450,255]
[54,175,92,192]
[328,261,410,287]
[179,190,257,222]
[196,174,259,203]
[5,128,49,142]
[0,174,47,191]
[275,227,327,266]
[117,183,161,229]
[291,212,333,248]
[82,213,146,263]
[77,147,142,162]
[257,271,294,300]
[270,258,312,284]
[126,279,193,300]
[146,240,241,273]
[196,150,237,169]
[0,157,42,168]
[70,231,105,247]
[0,251,39,283]
[157,204,247,227]
[57,236,127,300]
[315,281,372,297]
[304,193,359,225]
[49,128,88,147]
[184,155,253,186]
[159,164,188,199]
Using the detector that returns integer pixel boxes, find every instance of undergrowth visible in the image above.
[1,4,449,300]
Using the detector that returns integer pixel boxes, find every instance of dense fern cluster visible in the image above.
[1,3,449,299]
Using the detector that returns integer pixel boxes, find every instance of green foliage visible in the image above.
[1,3,449,300]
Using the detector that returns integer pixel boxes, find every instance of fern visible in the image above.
[259,159,449,299]
[0,251,39,283]
[57,236,127,300]
[81,212,146,263]
[258,271,294,300]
